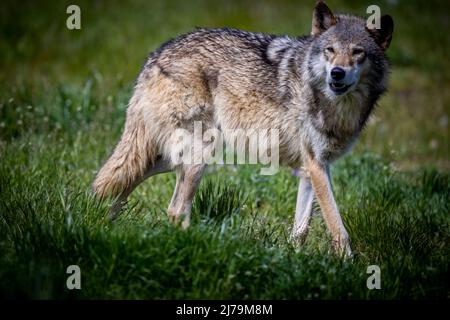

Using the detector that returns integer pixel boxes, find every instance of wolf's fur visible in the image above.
[93,1,393,255]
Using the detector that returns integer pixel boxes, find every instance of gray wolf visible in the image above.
[92,1,394,256]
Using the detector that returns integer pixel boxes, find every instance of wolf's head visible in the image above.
[307,1,393,100]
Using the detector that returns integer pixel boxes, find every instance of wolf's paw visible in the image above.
[289,230,309,248]
[332,236,353,259]
[167,210,191,229]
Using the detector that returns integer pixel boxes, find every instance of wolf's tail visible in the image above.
[92,98,157,199]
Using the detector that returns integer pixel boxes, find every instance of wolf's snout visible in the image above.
[328,66,354,95]
[330,67,345,81]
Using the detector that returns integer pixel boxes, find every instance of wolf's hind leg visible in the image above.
[167,167,183,220]
[290,169,315,245]
[167,164,206,229]
[109,157,172,220]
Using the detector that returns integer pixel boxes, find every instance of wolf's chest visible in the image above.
[306,99,366,162]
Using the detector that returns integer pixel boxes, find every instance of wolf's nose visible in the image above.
[331,67,346,81]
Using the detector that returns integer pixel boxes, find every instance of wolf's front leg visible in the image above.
[290,169,315,245]
[306,159,352,257]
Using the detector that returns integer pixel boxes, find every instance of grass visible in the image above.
[0,0,449,299]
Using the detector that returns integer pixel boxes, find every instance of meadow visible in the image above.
[0,0,448,299]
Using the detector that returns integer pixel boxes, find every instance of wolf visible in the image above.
[92,1,393,256]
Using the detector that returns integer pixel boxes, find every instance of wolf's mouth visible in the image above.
[329,82,353,94]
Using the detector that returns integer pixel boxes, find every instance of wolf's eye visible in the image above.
[352,48,364,55]
[325,47,334,53]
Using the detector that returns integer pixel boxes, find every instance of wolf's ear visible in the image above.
[367,15,394,50]
[311,1,336,36]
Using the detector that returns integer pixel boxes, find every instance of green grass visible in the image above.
[0,141,448,299]
[0,0,449,299]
